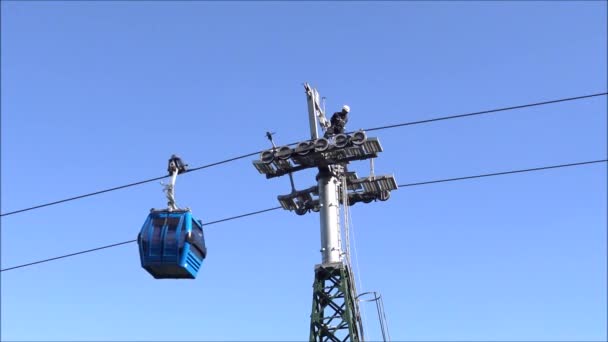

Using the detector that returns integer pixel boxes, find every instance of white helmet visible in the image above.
[342,105,350,113]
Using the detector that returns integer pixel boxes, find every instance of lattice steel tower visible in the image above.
[252,83,397,342]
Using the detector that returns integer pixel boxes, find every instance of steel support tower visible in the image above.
[252,83,397,342]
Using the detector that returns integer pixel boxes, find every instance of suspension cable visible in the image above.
[1,159,605,272]
[2,92,605,218]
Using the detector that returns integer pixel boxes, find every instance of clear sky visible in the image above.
[1,1,606,341]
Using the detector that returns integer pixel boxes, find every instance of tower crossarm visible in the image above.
[252,132,383,179]
[276,174,398,215]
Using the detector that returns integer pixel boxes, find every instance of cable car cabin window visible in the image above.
[164,217,181,246]
[162,216,181,260]
[148,217,166,255]
[195,220,206,247]
[151,217,165,244]
[189,238,203,260]
[187,219,206,260]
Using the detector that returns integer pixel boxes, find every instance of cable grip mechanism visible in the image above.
[162,154,188,211]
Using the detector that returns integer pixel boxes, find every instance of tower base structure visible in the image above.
[310,262,362,342]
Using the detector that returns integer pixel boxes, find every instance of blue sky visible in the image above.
[1,1,606,341]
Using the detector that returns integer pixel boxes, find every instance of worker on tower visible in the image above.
[325,105,350,137]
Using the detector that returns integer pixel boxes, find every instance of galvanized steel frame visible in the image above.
[310,262,361,342]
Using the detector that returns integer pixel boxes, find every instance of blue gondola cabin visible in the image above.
[137,209,207,279]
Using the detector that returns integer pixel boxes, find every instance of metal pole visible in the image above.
[305,83,319,140]
[298,84,368,341]
[306,83,342,264]
[165,169,178,211]
[318,167,341,264]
